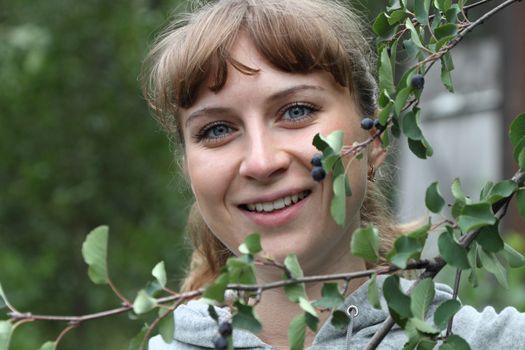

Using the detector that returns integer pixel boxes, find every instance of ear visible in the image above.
[368,135,387,169]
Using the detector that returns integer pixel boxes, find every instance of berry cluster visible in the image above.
[310,153,326,182]
[360,117,385,131]
[213,321,232,350]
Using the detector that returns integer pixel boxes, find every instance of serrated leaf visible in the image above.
[415,0,431,25]
[298,297,317,317]
[81,225,110,285]
[312,283,344,309]
[439,334,471,350]
[152,261,167,288]
[486,180,517,204]
[474,222,503,253]
[351,225,379,263]
[438,231,470,269]
[331,173,347,226]
[410,278,435,320]
[502,243,525,268]
[434,299,461,330]
[479,248,509,289]
[239,233,262,255]
[517,189,525,219]
[383,275,412,324]
[425,182,445,213]
[38,341,55,350]
[158,309,175,343]
[288,314,306,350]
[458,202,496,233]
[203,273,229,303]
[368,274,381,309]
[133,289,157,314]
[233,301,262,333]
[129,324,148,350]
[0,321,14,350]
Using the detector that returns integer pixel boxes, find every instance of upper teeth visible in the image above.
[246,191,308,213]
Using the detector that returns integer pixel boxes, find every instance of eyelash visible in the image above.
[193,121,235,143]
[279,102,320,123]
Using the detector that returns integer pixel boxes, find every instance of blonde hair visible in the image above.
[141,0,399,291]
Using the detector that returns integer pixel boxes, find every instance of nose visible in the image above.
[239,127,291,182]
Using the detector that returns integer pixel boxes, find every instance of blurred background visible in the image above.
[0,0,523,349]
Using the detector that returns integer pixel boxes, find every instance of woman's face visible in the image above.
[181,36,374,272]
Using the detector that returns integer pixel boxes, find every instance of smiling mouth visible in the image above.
[240,190,311,213]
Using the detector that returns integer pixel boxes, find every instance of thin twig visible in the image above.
[139,299,184,350]
[446,269,462,336]
[53,323,78,350]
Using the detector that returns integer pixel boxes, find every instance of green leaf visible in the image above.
[388,9,406,25]
[325,131,344,154]
[379,47,395,95]
[38,341,55,350]
[486,180,518,204]
[394,88,411,117]
[517,189,525,218]
[129,324,148,350]
[405,18,425,50]
[203,273,229,303]
[232,301,262,334]
[474,222,503,253]
[152,261,167,288]
[305,312,319,332]
[458,202,496,233]
[410,278,435,320]
[409,317,439,335]
[158,309,175,343]
[378,102,393,126]
[440,53,454,92]
[407,220,431,243]
[509,113,525,160]
[351,225,380,263]
[81,225,110,285]
[313,283,344,309]
[239,233,262,255]
[439,334,471,350]
[284,254,306,302]
[402,108,425,140]
[133,289,157,314]
[373,13,397,39]
[288,314,306,350]
[425,182,446,213]
[434,299,461,330]
[312,133,329,152]
[451,178,466,202]
[0,282,8,310]
[518,148,525,170]
[207,304,219,322]
[330,310,350,330]
[226,257,256,285]
[331,173,347,226]
[434,23,457,40]
[383,275,412,325]
[408,137,433,159]
[298,297,318,317]
[368,274,381,309]
[388,236,423,269]
[434,0,452,12]
[415,0,431,25]
[0,321,13,350]
[438,231,470,269]
[479,248,509,289]
[502,243,525,268]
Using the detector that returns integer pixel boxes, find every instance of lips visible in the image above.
[240,190,311,213]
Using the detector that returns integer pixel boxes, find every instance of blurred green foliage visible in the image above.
[0,0,192,348]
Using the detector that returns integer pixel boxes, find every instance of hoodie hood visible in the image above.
[149,276,455,349]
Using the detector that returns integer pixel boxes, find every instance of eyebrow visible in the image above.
[185,84,326,127]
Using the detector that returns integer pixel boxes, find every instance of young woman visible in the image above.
[142,0,525,348]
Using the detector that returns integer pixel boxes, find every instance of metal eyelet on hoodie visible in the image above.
[346,305,359,317]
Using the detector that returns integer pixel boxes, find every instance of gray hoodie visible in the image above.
[149,276,525,349]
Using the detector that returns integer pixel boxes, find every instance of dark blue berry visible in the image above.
[411,74,425,90]
[218,322,232,337]
[374,119,385,131]
[311,166,326,182]
[311,153,323,167]
[213,336,228,350]
[360,117,374,130]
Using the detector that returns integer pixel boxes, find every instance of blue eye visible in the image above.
[282,104,317,121]
[196,123,234,142]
